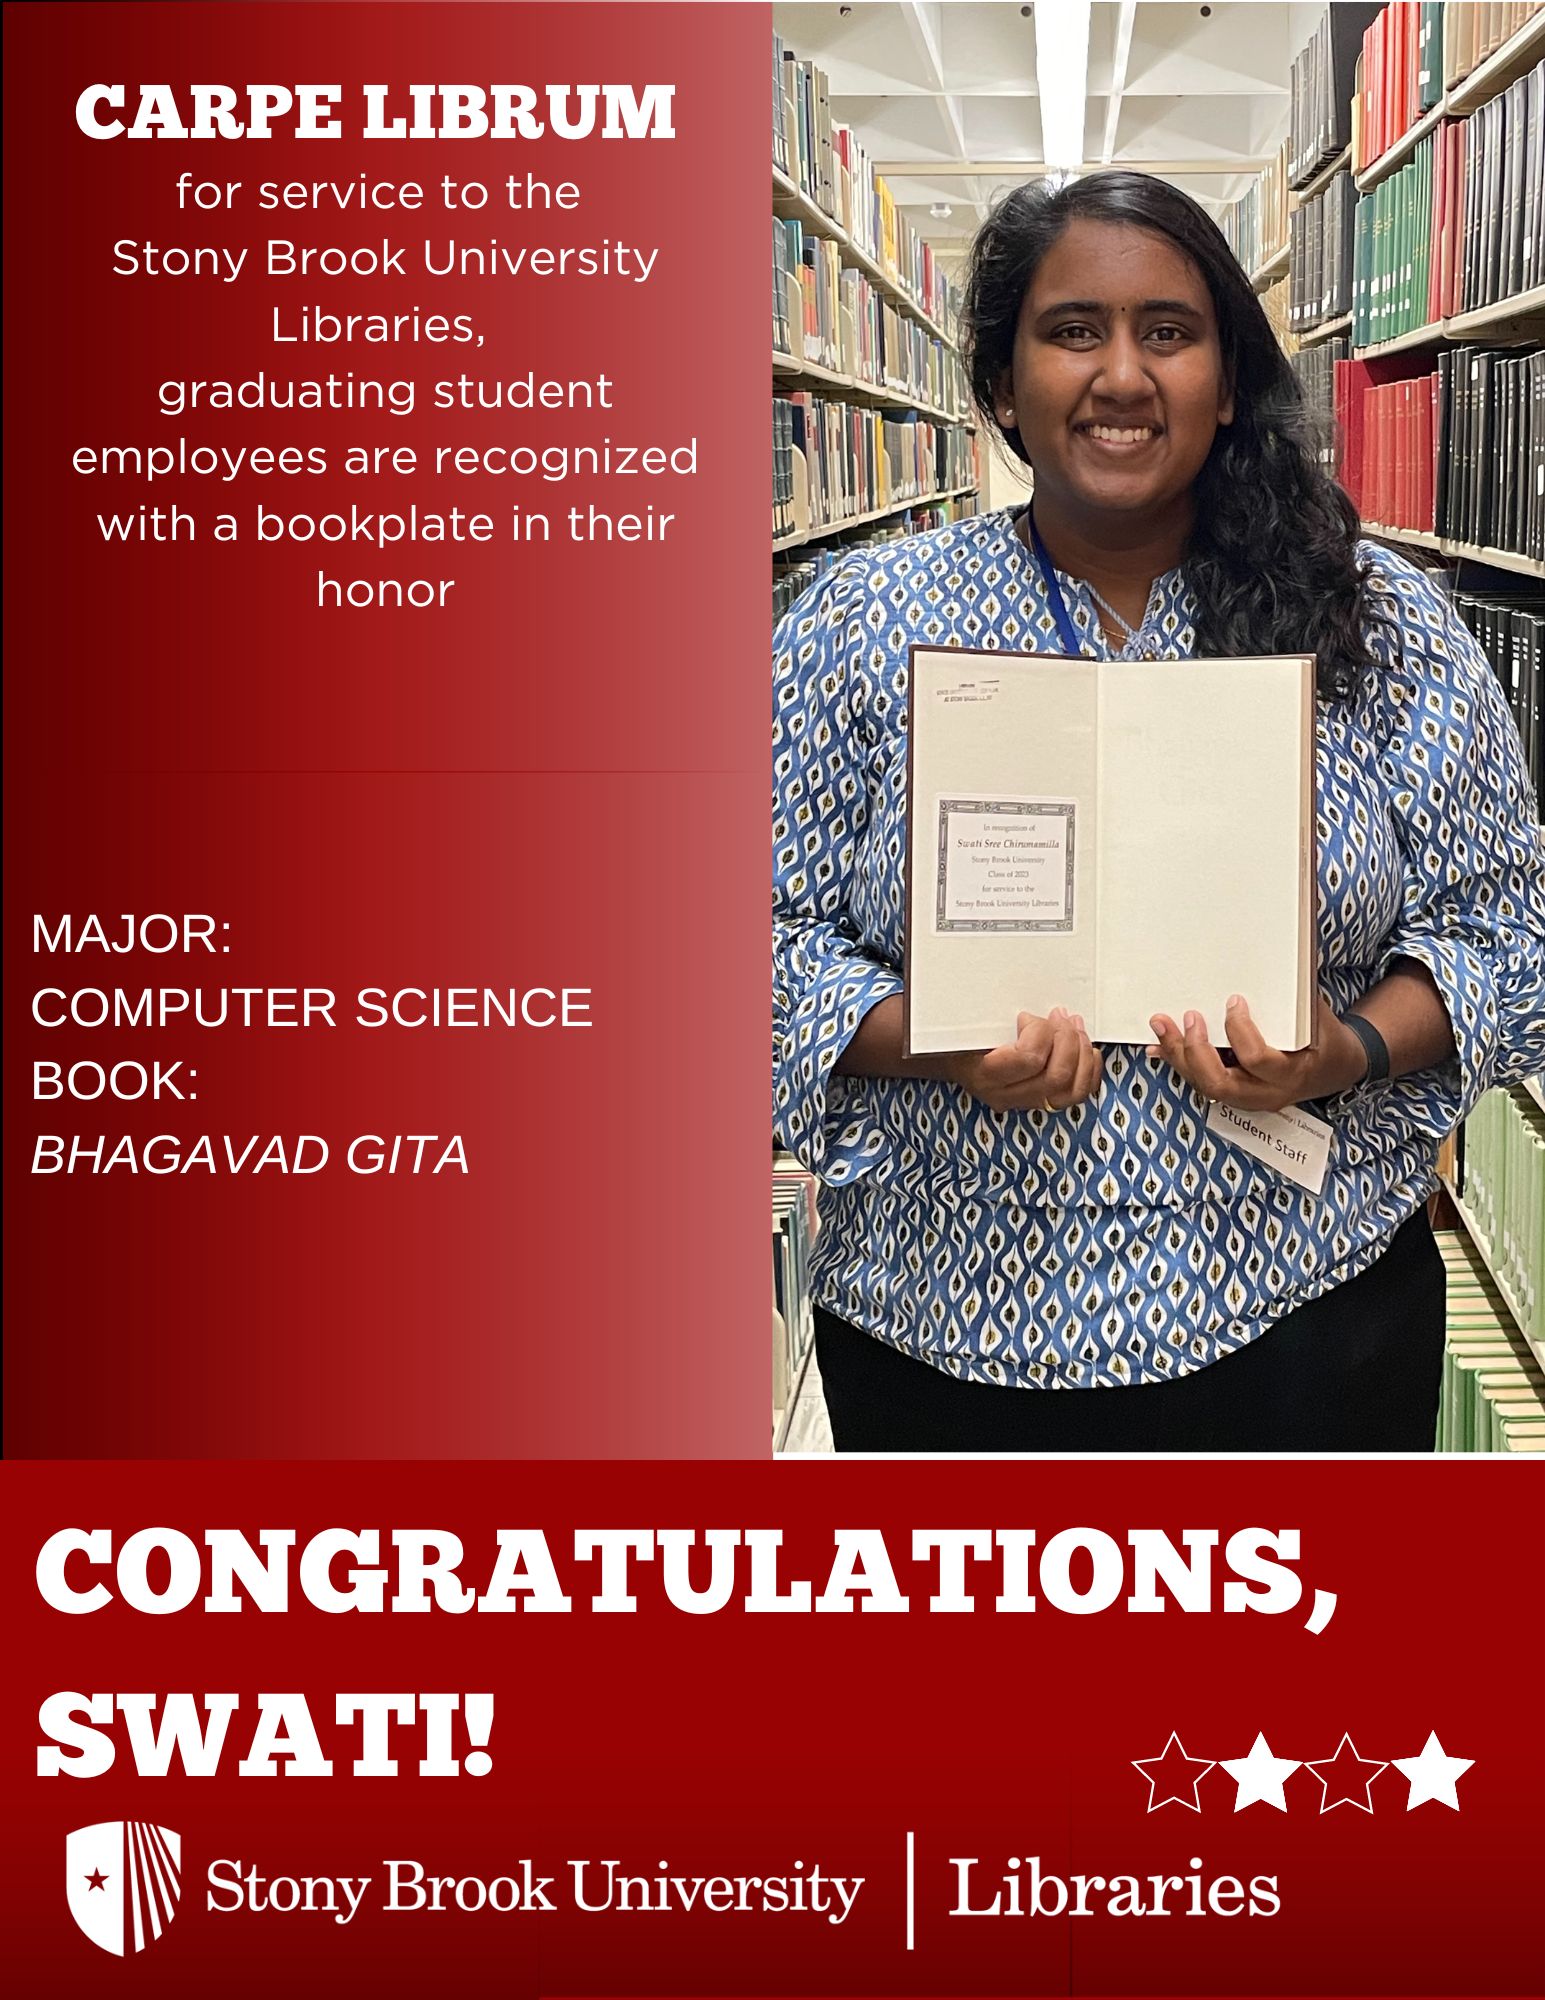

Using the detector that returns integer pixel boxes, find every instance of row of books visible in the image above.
[1452,588,1545,813]
[1348,61,1544,348]
[1287,170,1356,332]
[771,493,982,622]
[1290,3,1382,187]
[874,181,960,339]
[1220,140,1289,280]
[1434,1228,1545,1451]
[1350,126,1454,344]
[772,1156,818,1444]
[1338,366,1439,529]
[774,217,969,414]
[1289,335,1350,476]
[772,393,977,543]
[1435,343,1545,560]
[1442,1,1544,89]
[1456,1083,1545,1346]
[1333,344,1544,566]
[1354,1,1444,173]
[1290,1,1543,174]
[773,35,960,338]
[1352,5,1543,179]
[774,36,836,217]
[1460,59,1545,311]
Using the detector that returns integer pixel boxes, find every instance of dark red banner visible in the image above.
[5,1460,1543,1996]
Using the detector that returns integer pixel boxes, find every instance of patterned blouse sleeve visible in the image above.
[773,558,903,1181]
[1368,560,1545,1137]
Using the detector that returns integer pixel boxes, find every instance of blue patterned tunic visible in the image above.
[772,509,1545,1389]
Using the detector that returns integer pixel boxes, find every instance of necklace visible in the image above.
[1023,510,1160,661]
[1087,584,1139,645]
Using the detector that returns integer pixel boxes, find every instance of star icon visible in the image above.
[1132,1731,1215,1812]
[1306,1733,1386,1813]
[1220,1732,1300,1811]
[1392,1732,1473,1811]
[84,1869,109,1892]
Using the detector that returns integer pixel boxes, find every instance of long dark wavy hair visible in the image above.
[963,172,1373,699]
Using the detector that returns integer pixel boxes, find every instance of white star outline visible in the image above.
[1219,1732,1301,1812]
[1131,1729,1215,1814]
[1306,1732,1387,1815]
[1392,1732,1474,1811]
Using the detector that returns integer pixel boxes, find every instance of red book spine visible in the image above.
[1368,384,1384,524]
[1389,3,1399,149]
[1390,4,1402,149]
[1394,382,1405,529]
[1385,384,1395,529]
[1389,382,1401,527]
[1368,380,1380,521]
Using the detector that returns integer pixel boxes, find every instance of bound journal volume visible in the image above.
[904,646,1318,1055]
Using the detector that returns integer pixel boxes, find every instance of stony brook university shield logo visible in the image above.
[66,1822,181,1955]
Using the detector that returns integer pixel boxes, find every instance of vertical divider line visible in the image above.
[905,1827,915,1951]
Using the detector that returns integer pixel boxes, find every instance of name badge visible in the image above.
[1205,1100,1332,1196]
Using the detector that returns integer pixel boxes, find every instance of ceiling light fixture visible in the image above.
[930,201,953,219]
[1034,0,1092,173]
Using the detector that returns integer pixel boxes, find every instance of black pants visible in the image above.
[816,1210,1446,1454]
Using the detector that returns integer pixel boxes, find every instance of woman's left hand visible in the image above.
[1146,994,1369,1111]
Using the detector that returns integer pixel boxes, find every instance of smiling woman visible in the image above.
[771,171,1545,1455]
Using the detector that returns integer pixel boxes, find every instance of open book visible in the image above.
[904,646,1317,1054]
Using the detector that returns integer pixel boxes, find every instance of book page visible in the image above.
[1095,656,1313,1050]
[906,649,1098,1053]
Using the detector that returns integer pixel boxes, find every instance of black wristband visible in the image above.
[1340,1011,1391,1085]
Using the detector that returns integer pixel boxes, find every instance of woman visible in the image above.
[772,171,1545,1454]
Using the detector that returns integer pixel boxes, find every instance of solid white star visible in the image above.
[1392,1732,1473,1811]
[1220,1732,1301,1811]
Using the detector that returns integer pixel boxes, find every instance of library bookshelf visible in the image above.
[772,36,982,1445]
[1295,143,1352,204]
[1355,2,1545,199]
[1250,244,1290,292]
[1362,524,1544,580]
[1133,1,1545,1445]
[774,485,978,558]
[1351,287,1545,361]
[771,42,979,603]
[1439,1136,1545,1376]
[771,350,965,428]
[1298,312,1353,348]
[773,163,954,345]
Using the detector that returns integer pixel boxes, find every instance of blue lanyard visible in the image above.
[1025,509,1089,659]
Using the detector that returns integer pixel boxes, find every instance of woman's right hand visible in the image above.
[944,1009,1104,1112]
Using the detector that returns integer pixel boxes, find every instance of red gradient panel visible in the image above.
[3,4,769,1456]
[3,1460,1543,1996]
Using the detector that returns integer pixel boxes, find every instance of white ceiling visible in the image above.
[773,0,1325,246]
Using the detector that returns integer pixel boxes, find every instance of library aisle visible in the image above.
[771,2,1545,1454]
